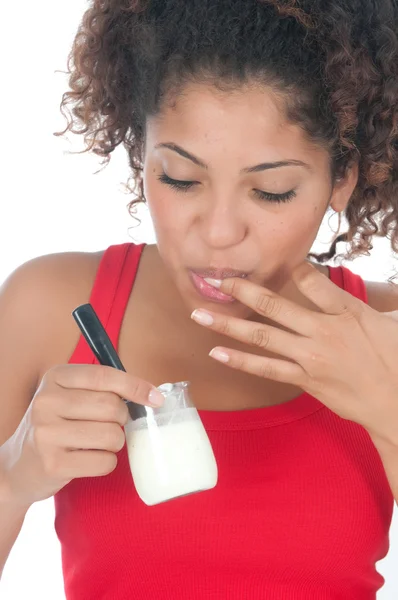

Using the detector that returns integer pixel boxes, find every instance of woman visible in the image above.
[1,0,398,597]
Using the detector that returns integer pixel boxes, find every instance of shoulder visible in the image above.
[316,263,398,313]
[0,250,106,442]
[363,279,398,313]
[0,250,104,379]
[1,250,103,307]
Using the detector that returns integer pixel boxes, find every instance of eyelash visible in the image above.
[157,172,296,204]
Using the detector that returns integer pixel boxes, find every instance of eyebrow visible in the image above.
[155,142,311,172]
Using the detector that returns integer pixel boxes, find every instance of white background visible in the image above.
[1,2,397,598]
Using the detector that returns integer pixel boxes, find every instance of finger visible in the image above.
[216,278,315,336]
[377,310,398,321]
[48,364,164,407]
[191,309,305,362]
[209,346,306,385]
[58,390,129,426]
[63,450,118,479]
[46,421,126,453]
[291,262,363,317]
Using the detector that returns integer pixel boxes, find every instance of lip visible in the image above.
[190,267,249,279]
[189,270,237,304]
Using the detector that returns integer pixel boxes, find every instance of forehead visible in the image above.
[146,81,327,165]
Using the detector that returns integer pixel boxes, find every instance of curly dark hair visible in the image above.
[55,0,398,273]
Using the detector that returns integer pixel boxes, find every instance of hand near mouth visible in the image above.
[191,261,398,445]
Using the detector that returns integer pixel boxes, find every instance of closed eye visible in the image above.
[158,172,297,204]
[158,172,197,191]
[253,189,296,203]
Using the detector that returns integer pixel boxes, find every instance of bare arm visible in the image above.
[0,252,100,577]
[0,481,31,578]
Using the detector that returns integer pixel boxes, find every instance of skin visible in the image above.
[95,80,359,412]
[142,81,359,326]
[0,79,392,440]
[1,79,397,577]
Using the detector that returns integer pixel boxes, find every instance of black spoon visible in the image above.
[72,303,147,420]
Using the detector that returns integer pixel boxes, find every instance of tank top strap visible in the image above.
[69,242,146,365]
[328,264,368,304]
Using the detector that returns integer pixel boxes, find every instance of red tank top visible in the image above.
[54,243,394,599]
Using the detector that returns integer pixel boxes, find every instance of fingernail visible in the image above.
[209,348,230,363]
[203,278,222,288]
[191,309,214,326]
[148,388,164,406]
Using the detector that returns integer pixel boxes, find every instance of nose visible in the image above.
[199,191,247,249]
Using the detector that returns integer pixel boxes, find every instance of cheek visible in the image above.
[292,203,326,244]
[144,177,194,275]
[144,176,179,237]
[255,201,327,291]
[260,201,325,253]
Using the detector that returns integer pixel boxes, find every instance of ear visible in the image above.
[329,162,359,212]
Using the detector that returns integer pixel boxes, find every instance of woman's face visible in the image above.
[143,82,357,318]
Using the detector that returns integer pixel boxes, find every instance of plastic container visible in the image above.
[124,381,218,506]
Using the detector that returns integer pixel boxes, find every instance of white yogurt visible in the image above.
[124,407,218,506]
